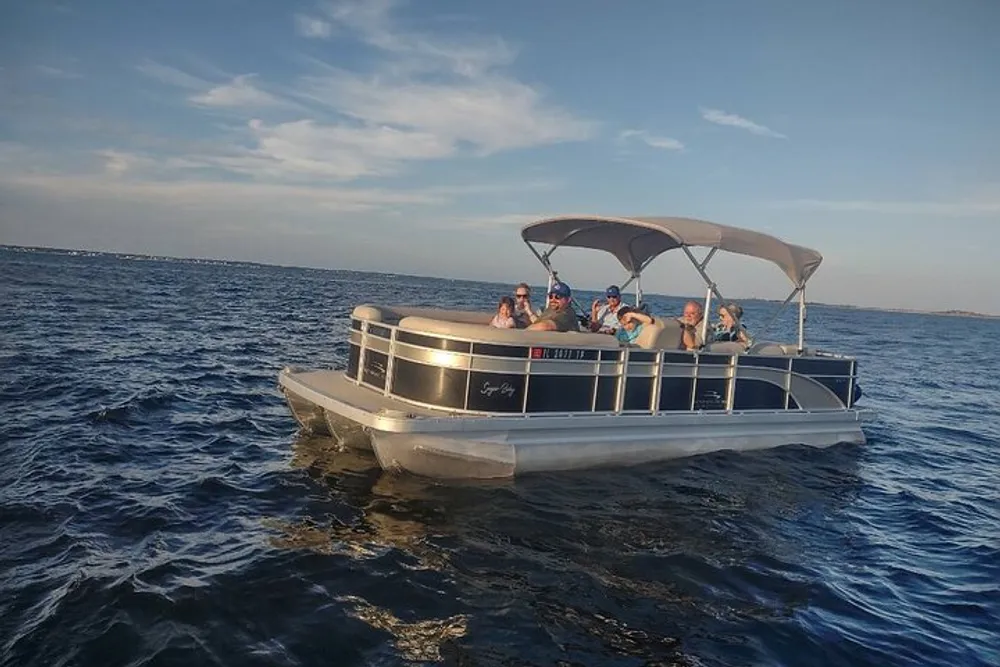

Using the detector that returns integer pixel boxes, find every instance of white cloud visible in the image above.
[770,197,1000,217]
[225,118,456,180]
[135,60,208,90]
[137,63,292,110]
[0,147,555,214]
[619,129,684,151]
[98,149,136,175]
[430,212,544,230]
[34,64,82,79]
[294,13,332,38]
[297,71,593,155]
[700,107,786,139]
[189,74,287,108]
[3,171,447,212]
[320,0,517,77]
[129,3,593,184]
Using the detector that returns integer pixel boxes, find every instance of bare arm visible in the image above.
[589,300,601,332]
[623,311,653,326]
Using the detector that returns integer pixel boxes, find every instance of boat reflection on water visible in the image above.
[268,434,474,662]
[272,434,468,570]
[270,434,868,664]
[333,595,467,663]
[286,432,380,479]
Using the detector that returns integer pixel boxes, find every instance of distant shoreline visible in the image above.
[4,243,999,319]
[804,303,1000,320]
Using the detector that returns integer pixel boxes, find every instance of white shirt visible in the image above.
[594,302,622,332]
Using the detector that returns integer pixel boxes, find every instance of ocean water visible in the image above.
[1,246,998,667]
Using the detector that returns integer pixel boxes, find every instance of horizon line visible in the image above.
[3,243,998,319]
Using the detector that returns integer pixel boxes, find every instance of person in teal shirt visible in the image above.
[615,306,654,345]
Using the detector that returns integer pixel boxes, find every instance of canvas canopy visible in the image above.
[521,215,823,287]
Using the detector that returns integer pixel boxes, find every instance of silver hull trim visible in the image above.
[280,368,870,479]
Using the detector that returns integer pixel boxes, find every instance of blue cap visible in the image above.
[605,285,621,298]
[548,281,571,298]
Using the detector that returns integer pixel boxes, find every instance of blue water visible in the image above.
[1,246,998,667]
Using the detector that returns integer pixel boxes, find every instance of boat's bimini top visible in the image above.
[521,215,823,287]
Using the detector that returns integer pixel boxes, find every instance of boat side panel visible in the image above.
[347,343,360,380]
[527,375,596,413]
[466,371,526,413]
[361,350,389,390]
[391,358,467,410]
[334,313,863,416]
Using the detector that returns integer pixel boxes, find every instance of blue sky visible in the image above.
[2,0,998,312]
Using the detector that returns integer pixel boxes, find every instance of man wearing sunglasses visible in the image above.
[589,284,624,334]
[512,282,541,327]
[527,281,579,332]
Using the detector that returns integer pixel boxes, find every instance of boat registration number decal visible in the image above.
[530,347,597,361]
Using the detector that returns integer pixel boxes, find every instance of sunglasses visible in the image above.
[548,293,566,299]
[515,293,530,298]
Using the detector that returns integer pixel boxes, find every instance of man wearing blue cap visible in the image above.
[589,285,624,334]
[527,281,579,331]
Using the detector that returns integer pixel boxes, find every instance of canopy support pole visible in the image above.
[752,286,801,342]
[682,247,725,303]
[524,240,556,281]
[682,246,726,349]
[797,287,807,353]
[701,284,714,345]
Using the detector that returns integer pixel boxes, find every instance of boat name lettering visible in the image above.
[480,381,516,399]
[530,347,590,361]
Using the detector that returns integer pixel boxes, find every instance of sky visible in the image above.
[1,0,999,313]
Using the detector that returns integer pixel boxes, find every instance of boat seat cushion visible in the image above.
[632,317,684,350]
[396,315,621,348]
[702,341,747,355]
[746,341,812,356]
[352,304,492,326]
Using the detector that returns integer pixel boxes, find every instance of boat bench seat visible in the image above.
[396,316,621,348]
[353,304,493,326]
[354,304,696,351]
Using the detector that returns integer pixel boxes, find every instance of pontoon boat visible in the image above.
[279,215,872,479]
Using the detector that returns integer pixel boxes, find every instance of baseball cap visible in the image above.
[605,285,621,298]
[548,281,571,298]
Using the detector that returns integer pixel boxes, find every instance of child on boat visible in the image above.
[615,306,654,345]
[490,296,517,329]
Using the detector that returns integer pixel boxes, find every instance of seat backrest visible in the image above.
[702,341,746,355]
[634,317,684,350]
[747,340,787,356]
[632,318,663,349]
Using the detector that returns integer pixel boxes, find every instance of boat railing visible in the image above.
[344,305,859,417]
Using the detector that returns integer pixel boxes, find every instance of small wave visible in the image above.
[88,389,181,425]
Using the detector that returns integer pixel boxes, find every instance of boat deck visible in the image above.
[280,369,454,419]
